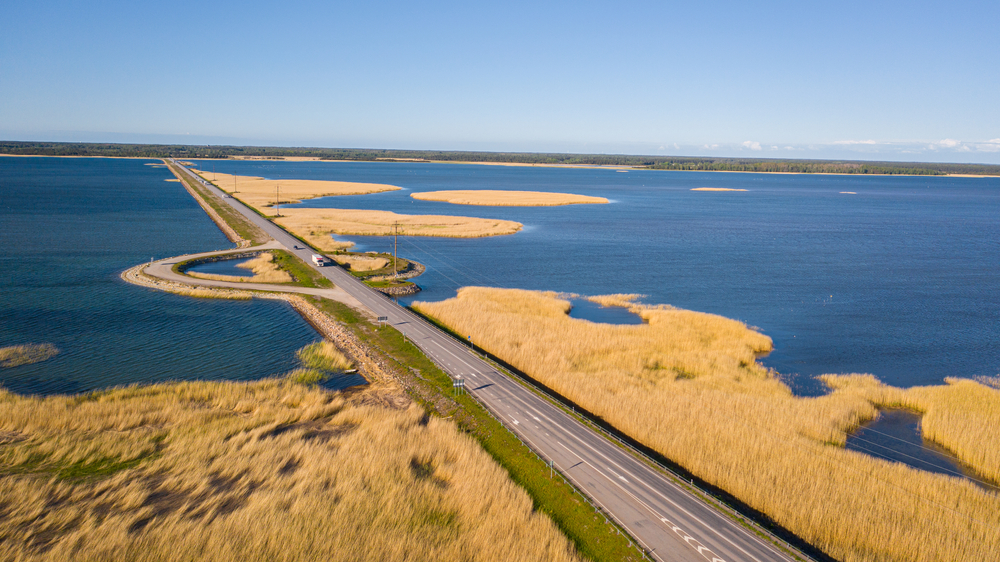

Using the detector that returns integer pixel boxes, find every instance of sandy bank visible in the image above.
[411,190,609,206]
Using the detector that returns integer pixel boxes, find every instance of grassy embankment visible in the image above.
[165,162,269,246]
[413,288,1000,562]
[309,298,644,562]
[0,345,59,368]
[0,342,581,562]
[411,190,609,206]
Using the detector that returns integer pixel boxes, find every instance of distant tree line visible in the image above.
[3,141,999,176]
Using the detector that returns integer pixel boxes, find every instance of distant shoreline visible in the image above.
[2,152,998,178]
[214,156,1000,178]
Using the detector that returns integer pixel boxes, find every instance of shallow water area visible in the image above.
[568,299,645,325]
[187,257,256,277]
[846,409,997,491]
[0,157,351,396]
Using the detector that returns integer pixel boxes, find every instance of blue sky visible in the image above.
[2,0,998,162]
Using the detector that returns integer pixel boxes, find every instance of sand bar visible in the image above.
[411,190,608,207]
[274,208,522,251]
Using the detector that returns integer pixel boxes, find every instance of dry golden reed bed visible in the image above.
[690,187,748,192]
[0,345,579,562]
[192,169,523,249]
[191,170,400,209]
[185,253,293,284]
[274,208,523,252]
[0,345,59,368]
[332,254,390,272]
[411,190,609,207]
[414,287,1000,562]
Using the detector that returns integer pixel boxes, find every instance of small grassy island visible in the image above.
[411,190,609,207]
[0,345,59,368]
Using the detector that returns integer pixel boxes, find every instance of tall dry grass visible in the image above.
[185,253,293,284]
[411,190,609,206]
[414,287,1000,562]
[287,341,355,385]
[332,254,390,272]
[191,170,400,209]
[0,360,579,561]
[0,344,59,368]
[274,208,522,248]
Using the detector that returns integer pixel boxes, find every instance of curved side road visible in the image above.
[168,160,810,562]
[140,241,366,311]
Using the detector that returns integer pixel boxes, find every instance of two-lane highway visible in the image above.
[170,160,808,562]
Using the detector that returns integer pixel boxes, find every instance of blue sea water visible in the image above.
[196,159,1000,395]
[0,157,324,396]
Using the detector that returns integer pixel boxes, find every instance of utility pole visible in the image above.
[234,173,238,194]
[275,184,280,217]
[393,221,399,278]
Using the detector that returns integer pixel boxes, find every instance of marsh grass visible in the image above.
[414,287,1000,562]
[411,190,609,206]
[185,253,293,284]
[332,254,390,272]
[0,370,579,561]
[0,344,58,368]
[192,170,400,210]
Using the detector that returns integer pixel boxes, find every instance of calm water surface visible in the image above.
[0,157,324,395]
[196,159,1000,394]
[187,257,255,277]
[847,410,999,491]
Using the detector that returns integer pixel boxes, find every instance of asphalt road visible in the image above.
[170,161,806,562]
